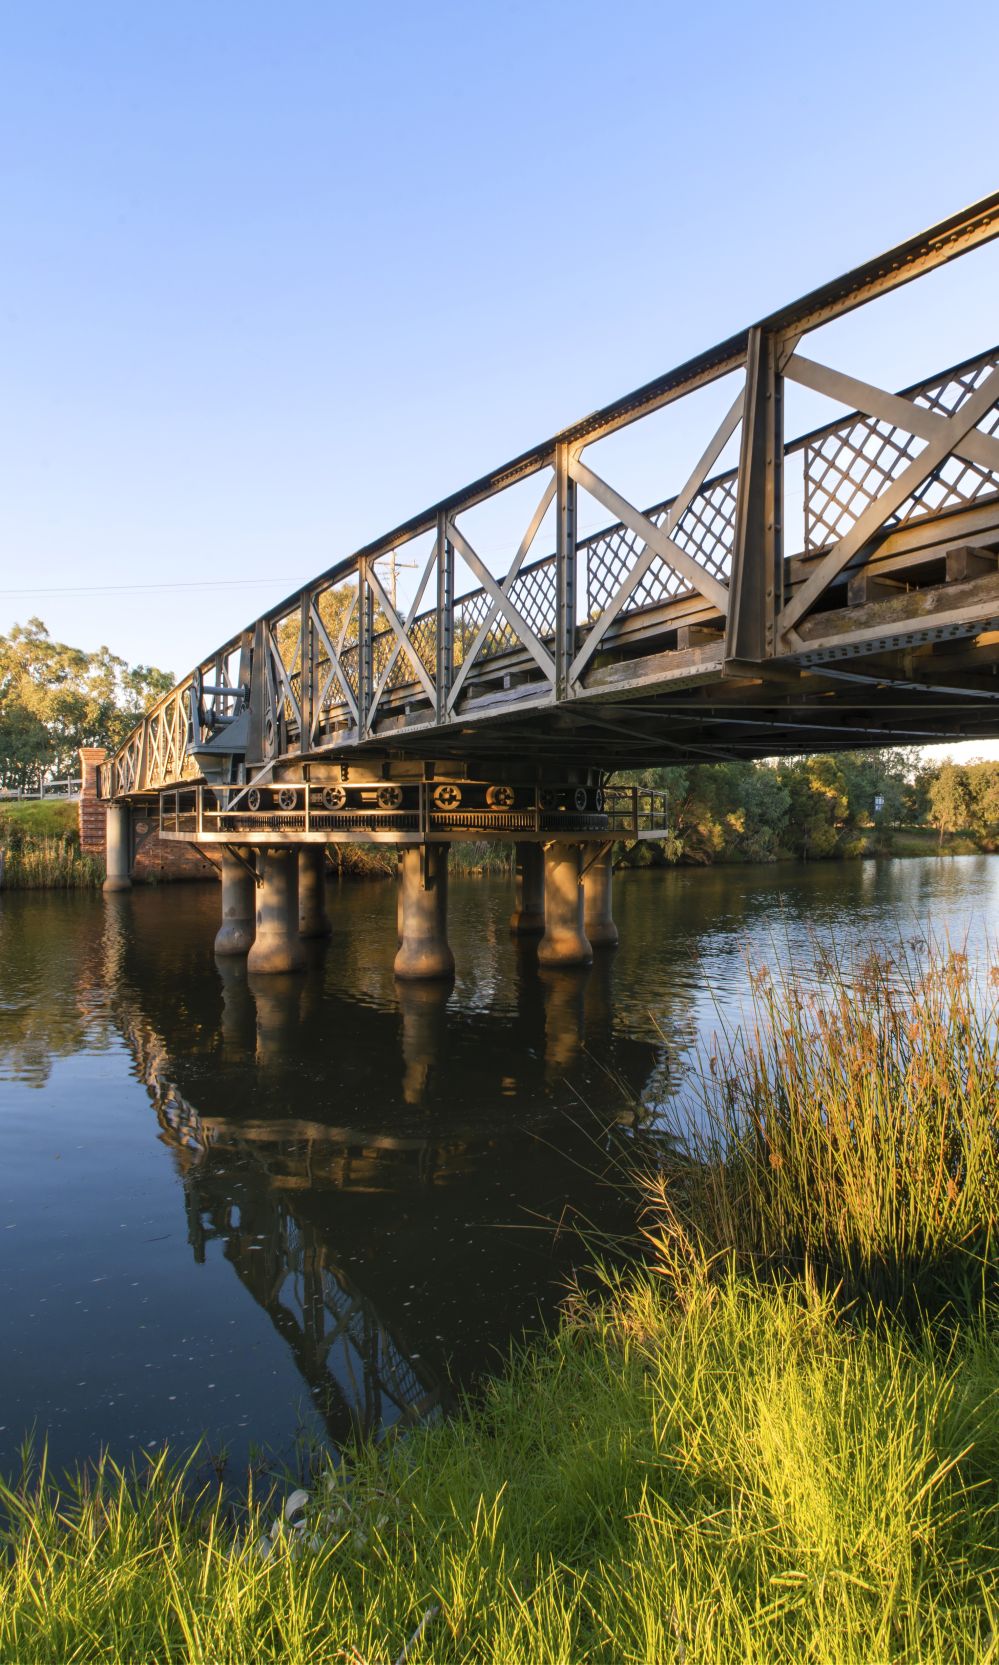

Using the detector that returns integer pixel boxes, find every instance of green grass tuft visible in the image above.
[2,1278,998,1661]
[643,942,999,1319]
[0,802,102,889]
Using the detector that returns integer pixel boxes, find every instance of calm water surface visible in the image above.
[2,856,998,1478]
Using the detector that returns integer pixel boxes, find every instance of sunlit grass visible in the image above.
[643,941,999,1318]
[2,1276,998,1662]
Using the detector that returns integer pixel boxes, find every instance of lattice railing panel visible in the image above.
[454,587,491,662]
[315,664,354,717]
[452,555,558,666]
[803,349,999,552]
[583,472,738,618]
[371,631,393,686]
[339,643,360,700]
[385,612,437,692]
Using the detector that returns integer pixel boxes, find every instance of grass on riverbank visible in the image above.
[2,1276,998,1664]
[643,941,999,1319]
[0,801,103,889]
[3,945,999,1662]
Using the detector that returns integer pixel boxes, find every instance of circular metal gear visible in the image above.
[246,787,263,812]
[486,784,515,808]
[377,784,403,809]
[322,785,347,810]
[433,783,463,809]
[277,787,298,811]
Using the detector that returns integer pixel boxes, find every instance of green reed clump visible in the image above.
[643,944,999,1316]
[325,842,396,879]
[448,840,516,875]
[3,1276,998,1663]
[0,832,103,889]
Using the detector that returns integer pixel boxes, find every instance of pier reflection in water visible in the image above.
[3,857,999,1476]
[0,878,658,1474]
[150,932,649,1452]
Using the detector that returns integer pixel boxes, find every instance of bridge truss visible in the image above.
[101,193,999,835]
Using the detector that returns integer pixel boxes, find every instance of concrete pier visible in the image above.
[215,848,256,956]
[103,802,132,892]
[298,847,332,938]
[509,841,545,934]
[247,849,307,974]
[582,846,618,949]
[537,841,592,967]
[394,845,454,980]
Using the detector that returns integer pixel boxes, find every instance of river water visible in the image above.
[2,856,998,1480]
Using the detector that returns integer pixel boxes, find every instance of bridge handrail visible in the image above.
[101,193,999,800]
[0,777,83,801]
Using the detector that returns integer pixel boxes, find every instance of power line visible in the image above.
[0,578,283,598]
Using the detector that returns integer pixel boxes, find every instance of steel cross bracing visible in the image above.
[101,192,999,818]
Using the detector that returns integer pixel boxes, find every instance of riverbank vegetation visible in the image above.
[0,801,103,890]
[622,747,999,867]
[3,945,999,1662]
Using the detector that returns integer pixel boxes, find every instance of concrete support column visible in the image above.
[215,848,256,956]
[394,845,454,981]
[298,846,332,938]
[247,849,307,974]
[537,842,592,967]
[582,846,619,949]
[509,841,545,934]
[103,802,132,892]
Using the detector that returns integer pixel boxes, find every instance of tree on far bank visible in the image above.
[928,760,971,847]
[0,619,174,787]
[964,760,999,850]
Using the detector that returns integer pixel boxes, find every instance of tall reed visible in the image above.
[642,942,999,1315]
[0,835,103,890]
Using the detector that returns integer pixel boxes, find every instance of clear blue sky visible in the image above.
[3,0,999,688]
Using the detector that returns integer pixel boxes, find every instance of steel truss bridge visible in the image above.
[101,193,999,850]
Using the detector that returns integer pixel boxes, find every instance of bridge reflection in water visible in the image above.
[109,888,661,1449]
